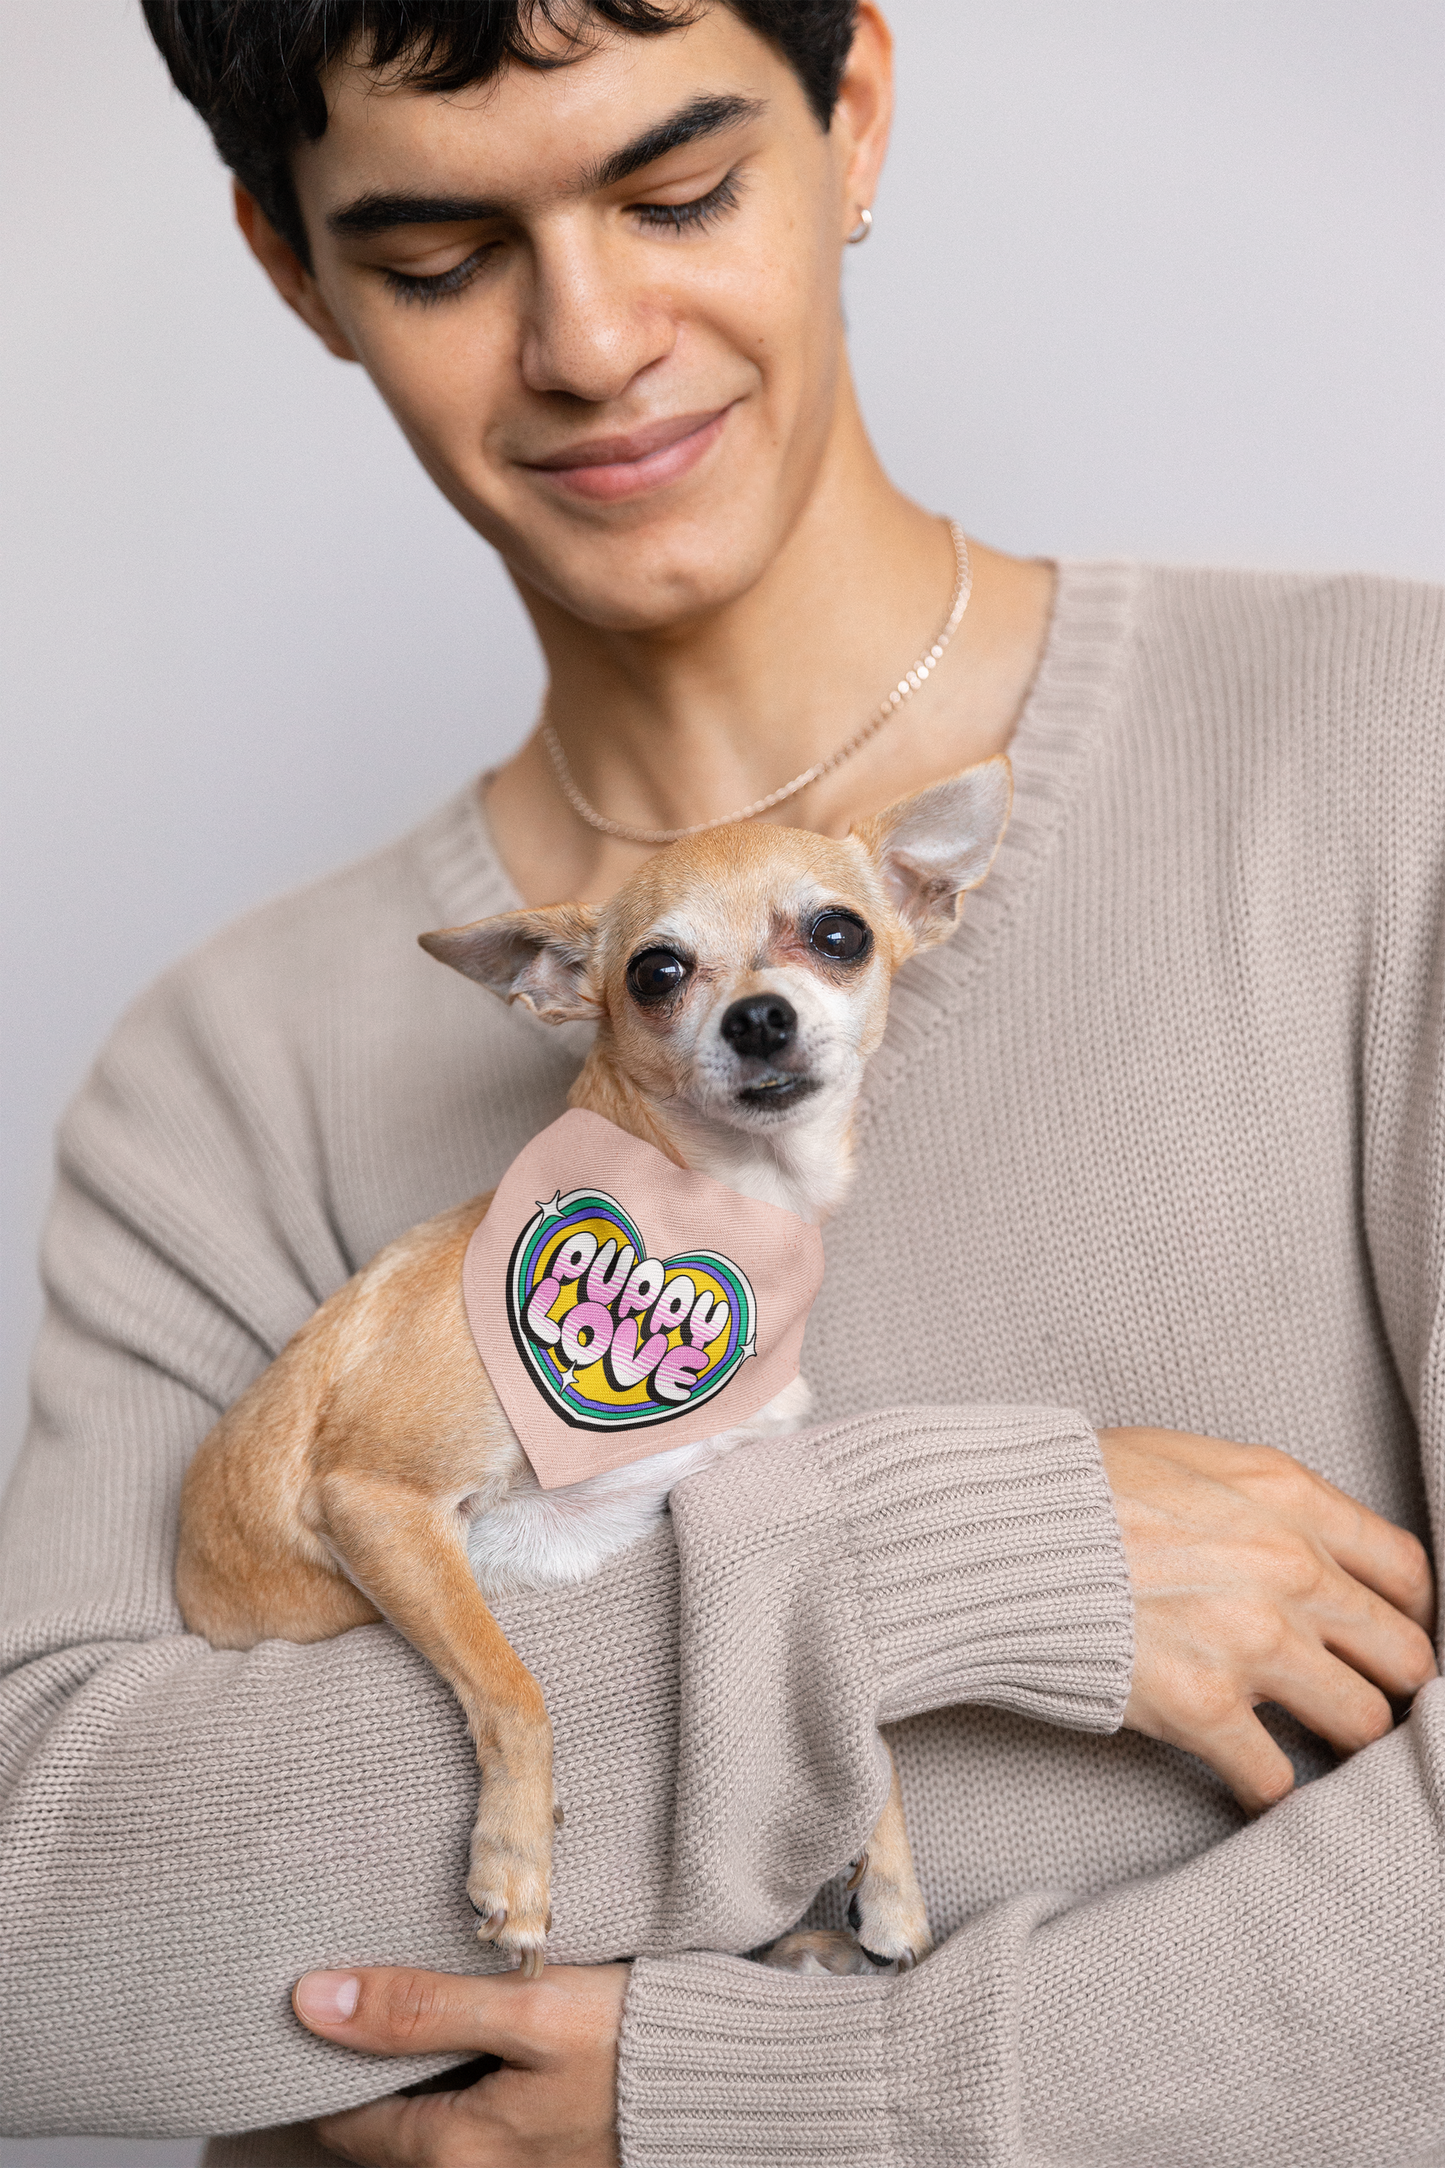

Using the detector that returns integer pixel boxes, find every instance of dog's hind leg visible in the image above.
[316,1470,555,1976]
[846,1745,932,1969]
[758,1929,884,1976]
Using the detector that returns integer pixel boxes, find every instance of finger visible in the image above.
[1314,1572,1438,1699]
[317,2087,468,2166]
[314,2092,416,2166]
[1319,1502,1436,1635]
[1180,1706,1298,1815]
[295,1966,541,2066]
[1254,1634,1396,1758]
[1237,1452,1436,1632]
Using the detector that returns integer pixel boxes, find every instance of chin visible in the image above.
[501,485,792,633]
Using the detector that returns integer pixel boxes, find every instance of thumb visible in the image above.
[294,1965,535,2062]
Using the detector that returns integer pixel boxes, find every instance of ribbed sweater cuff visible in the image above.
[811,1405,1134,1734]
[620,1951,894,2165]
[619,1895,1061,2165]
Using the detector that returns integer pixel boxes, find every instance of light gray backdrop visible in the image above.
[2,2,1443,2157]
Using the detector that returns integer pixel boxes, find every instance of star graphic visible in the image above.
[559,1366,579,1389]
[535,1191,565,1221]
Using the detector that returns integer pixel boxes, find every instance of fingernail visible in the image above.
[296,1970,360,2025]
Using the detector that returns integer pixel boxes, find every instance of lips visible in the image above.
[519,405,732,503]
[737,1075,819,1113]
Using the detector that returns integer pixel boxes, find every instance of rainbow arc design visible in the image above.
[505,1187,757,1432]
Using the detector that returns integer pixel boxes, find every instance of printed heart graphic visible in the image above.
[505,1186,757,1432]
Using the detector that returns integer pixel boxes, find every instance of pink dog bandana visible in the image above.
[462,1108,825,1490]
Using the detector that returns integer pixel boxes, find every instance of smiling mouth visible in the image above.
[521,406,734,503]
[736,1074,820,1112]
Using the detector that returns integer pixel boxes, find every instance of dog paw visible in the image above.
[758,1929,882,1977]
[467,1804,552,1977]
[845,1850,933,1971]
[468,1879,551,1976]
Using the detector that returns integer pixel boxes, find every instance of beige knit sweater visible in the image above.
[3,562,1444,2166]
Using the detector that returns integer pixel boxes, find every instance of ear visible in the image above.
[233,182,359,363]
[853,756,1013,950]
[418,903,601,1024]
[833,4,895,244]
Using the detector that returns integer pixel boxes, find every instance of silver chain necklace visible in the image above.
[540,519,972,848]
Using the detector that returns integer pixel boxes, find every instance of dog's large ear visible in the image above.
[853,756,1013,950]
[418,903,601,1024]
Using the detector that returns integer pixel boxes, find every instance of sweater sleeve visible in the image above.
[619,1414,1445,2168]
[618,739,1445,2168]
[621,1691,1445,2166]
[0,989,1133,2137]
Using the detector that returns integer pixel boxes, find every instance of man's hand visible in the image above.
[1102,1427,1437,1811]
[293,1963,629,2166]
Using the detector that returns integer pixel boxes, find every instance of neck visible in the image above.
[568,1041,857,1226]
[484,366,1055,911]
[502,370,962,876]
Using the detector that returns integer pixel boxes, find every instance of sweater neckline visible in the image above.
[418,560,1139,1082]
[856,557,1139,1129]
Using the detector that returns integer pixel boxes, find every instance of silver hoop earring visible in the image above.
[846,207,873,245]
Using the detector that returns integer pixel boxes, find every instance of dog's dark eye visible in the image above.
[809,911,871,964]
[627,948,691,1004]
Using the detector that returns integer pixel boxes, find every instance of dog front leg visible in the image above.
[846,1744,932,1968]
[316,1472,555,1975]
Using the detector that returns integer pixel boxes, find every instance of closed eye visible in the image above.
[385,245,499,306]
[631,170,743,236]
[384,170,744,304]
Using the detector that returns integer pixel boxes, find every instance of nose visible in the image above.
[720,994,796,1061]
[520,228,678,403]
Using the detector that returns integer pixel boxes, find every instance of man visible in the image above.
[2,3,1442,2162]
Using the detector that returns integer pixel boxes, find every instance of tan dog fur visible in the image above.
[177,760,1011,1976]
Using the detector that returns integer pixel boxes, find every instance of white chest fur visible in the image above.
[466,1373,812,1596]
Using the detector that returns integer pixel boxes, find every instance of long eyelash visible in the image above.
[384,250,491,307]
[383,168,743,306]
[634,170,742,235]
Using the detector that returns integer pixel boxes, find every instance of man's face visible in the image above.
[285,7,881,631]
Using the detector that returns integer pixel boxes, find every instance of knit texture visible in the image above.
[3,562,1444,2166]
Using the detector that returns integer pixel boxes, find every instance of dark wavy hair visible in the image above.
[141,1,859,267]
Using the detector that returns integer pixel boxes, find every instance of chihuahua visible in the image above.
[176,758,1012,1978]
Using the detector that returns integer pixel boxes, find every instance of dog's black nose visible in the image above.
[720,993,797,1060]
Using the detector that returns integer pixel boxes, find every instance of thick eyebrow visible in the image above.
[328,190,506,237]
[582,91,765,191]
[326,91,765,240]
